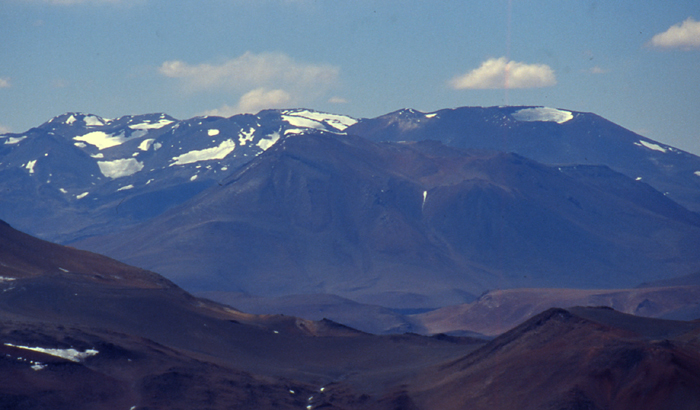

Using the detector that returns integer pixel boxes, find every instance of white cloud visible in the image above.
[202,88,293,117]
[159,52,339,94]
[236,88,292,113]
[0,78,10,88]
[649,17,700,49]
[587,66,608,74]
[164,52,339,116]
[52,78,69,88]
[201,104,239,118]
[328,96,348,104]
[450,57,556,90]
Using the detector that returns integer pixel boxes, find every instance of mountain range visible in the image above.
[0,109,356,243]
[77,131,700,308]
[3,106,700,331]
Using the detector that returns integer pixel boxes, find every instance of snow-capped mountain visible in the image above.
[3,105,700,301]
[78,131,700,309]
[0,109,357,242]
[348,106,700,212]
[6,105,700,245]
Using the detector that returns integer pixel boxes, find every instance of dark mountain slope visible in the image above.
[0,219,173,289]
[0,220,486,408]
[78,132,700,309]
[4,220,700,409]
[199,292,420,334]
[398,307,700,410]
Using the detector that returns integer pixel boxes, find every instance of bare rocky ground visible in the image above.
[3,219,700,409]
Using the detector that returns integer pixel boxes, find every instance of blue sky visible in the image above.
[2,0,700,154]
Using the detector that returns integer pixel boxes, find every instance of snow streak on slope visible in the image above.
[636,140,668,153]
[170,139,237,166]
[128,118,174,130]
[4,343,98,362]
[3,136,27,145]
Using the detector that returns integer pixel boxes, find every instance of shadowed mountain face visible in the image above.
[398,307,700,410]
[78,131,700,309]
[3,221,700,409]
[0,220,486,409]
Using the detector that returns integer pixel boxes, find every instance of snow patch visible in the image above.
[511,107,573,124]
[238,127,255,146]
[91,153,104,159]
[25,160,37,174]
[76,192,89,199]
[282,114,325,130]
[208,129,220,137]
[282,110,357,131]
[83,115,106,127]
[170,139,236,166]
[129,119,173,130]
[257,132,280,151]
[635,140,667,153]
[98,158,144,178]
[74,131,128,150]
[59,188,68,194]
[425,113,438,119]
[190,174,198,181]
[0,277,16,282]
[117,184,134,191]
[74,142,87,148]
[694,171,700,177]
[65,115,77,125]
[3,136,26,145]
[4,343,98,362]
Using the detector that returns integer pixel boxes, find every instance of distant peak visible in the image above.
[44,112,177,129]
[391,108,424,117]
[46,112,111,127]
[280,109,358,132]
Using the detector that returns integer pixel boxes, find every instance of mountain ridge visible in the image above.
[5,105,700,318]
[3,105,699,244]
[77,130,700,309]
